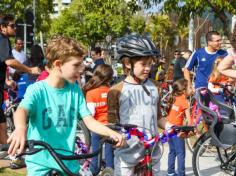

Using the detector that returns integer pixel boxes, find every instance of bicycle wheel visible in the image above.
[76,120,91,148]
[192,133,236,176]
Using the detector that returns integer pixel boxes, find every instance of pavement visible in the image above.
[0,144,195,176]
[160,144,195,176]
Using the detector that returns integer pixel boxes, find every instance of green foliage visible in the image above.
[146,14,177,51]
[161,0,236,36]
[129,12,146,35]
[50,0,132,47]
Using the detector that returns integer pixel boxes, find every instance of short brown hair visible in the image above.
[45,36,86,68]
[206,31,220,43]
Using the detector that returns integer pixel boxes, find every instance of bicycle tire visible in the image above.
[192,133,236,176]
[76,120,91,148]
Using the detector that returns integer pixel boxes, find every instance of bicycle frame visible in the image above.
[109,123,179,176]
[217,147,236,172]
[0,139,112,176]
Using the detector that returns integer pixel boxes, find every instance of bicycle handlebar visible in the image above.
[0,138,115,176]
[107,123,195,147]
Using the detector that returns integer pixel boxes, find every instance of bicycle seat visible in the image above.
[196,88,236,149]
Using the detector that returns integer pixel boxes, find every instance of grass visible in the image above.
[0,168,26,176]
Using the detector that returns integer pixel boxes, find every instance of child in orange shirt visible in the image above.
[83,64,114,174]
[208,57,228,103]
[166,78,191,176]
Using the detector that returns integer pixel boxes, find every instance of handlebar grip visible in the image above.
[173,126,195,132]
[117,123,138,128]
[105,138,118,145]
[0,144,10,151]
[107,123,138,130]
[106,125,122,131]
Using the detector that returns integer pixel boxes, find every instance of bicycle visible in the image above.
[160,80,173,117]
[0,138,115,176]
[186,83,236,153]
[108,123,195,176]
[2,88,20,136]
[185,94,207,153]
[192,87,236,176]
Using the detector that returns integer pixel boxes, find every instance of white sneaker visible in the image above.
[0,151,8,159]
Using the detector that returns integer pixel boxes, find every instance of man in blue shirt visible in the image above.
[184,31,227,93]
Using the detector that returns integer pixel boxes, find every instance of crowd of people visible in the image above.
[0,12,235,176]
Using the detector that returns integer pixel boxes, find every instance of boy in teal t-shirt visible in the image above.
[7,36,125,175]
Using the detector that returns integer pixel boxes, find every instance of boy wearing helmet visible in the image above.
[108,34,173,175]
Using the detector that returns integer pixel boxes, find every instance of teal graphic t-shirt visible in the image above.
[19,80,91,175]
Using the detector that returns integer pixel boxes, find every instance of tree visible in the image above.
[164,0,236,36]
[0,0,53,33]
[50,0,132,47]
[129,12,147,35]
[127,0,236,37]
[146,14,177,53]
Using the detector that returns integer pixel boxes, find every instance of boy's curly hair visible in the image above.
[45,35,86,68]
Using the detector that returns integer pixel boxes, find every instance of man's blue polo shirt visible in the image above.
[185,47,227,88]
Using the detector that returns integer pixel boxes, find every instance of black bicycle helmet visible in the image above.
[115,34,160,60]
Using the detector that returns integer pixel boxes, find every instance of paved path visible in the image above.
[160,144,194,176]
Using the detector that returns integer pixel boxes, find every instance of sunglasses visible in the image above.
[8,24,15,29]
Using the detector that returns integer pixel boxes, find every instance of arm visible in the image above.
[107,84,122,123]
[85,91,96,117]
[208,82,221,93]
[7,107,28,156]
[5,59,40,75]
[217,55,236,79]
[185,107,193,125]
[83,116,124,147]
[184,68,193,91]
[5,69,16,89]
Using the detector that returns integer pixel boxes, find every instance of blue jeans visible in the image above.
[90,132,114,174]
[167,136,186,176]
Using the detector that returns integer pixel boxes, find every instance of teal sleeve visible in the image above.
[77,87,91,119]
[18,84,37,115]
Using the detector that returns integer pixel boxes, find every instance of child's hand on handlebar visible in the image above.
[177,129,196,138]
[7,127,27,156]
[109,130,126,148]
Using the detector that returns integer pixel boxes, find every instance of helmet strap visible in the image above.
[130,64,151,96]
